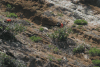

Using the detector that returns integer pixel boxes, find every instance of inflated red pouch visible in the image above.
[7,19,11,22]
[60,23,63,28]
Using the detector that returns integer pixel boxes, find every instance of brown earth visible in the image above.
[0,0,100,67]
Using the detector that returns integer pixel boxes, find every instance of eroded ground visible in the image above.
[0,0,99,67]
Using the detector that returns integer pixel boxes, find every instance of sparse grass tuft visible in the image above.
[26,20,30,23]
[39,28,44,32]
[7,13,17,18]
[57,59,62,62]
[51,27,68,41]
[74,19,88,25]
[53,47,59,53]
[73,45,85,54]
[48,54,54,61]
[77,25,83,29]
[67,28,73,34]
[89,48,100,56]
[6,4,12,8]
[92,59,100,66]
[14,24,26,33]
[49,58,52,61]
[30,36,42,42]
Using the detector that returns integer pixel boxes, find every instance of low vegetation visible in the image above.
[7,13,17,18]
[73,45,85,54]
[14,24,26,33]
[53,47,59,53]
[48,54,54,61]
[74,19,88,25]
[51,27,69,41]
[30,36,42,42]
[4,24,26,34]
[39,28,44,32]
[67,28,73,34]
[77,25,83,29]
[26,20,30,23]
[89,48,100,56]
[57,59,62,62]
[92,59,100,67]
[6,4,12,9]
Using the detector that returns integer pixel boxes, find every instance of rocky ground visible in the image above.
[0,0,99,67]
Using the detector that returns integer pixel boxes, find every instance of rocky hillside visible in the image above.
[0,0,100,67]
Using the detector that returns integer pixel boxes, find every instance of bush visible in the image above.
[7,13,17,18]
[53,47,59,53]
[14,24,26,33]
[48,55,54,61]
[6,4,12,8]
[51,27,69,41]
[57,59,62,62]
[74,19,88,25]
[92,59,100,66]
[67,28,73,34]
[0,52,26,67]
[39,28,44,32]
[89,48,100,56]
[73,45,85,54]
[30,36,42,42]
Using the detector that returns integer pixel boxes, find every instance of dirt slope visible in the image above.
[0,0,100,67]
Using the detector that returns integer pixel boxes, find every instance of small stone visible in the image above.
[42,27,48,32]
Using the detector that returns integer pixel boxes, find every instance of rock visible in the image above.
[47,3,54,7]
[82,53,89,60]
[6,51,17,59]
[44,11,55,17]
[63,56,68,62]
[42,27,48,32]
[84,44,91,50]
[28,57,36,67]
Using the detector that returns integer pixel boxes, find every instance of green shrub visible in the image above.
[73,45,85,54]
[74,19,88,25]
[39,28,44,32]
[0,26,3,30]
[67,28,73,34]
[26,20,30,24]
[89,48,100,56]
[53,47,59,53]
[48,55,54,61]
[3,24,25,34]
[14,24,26,33]
[6,4,12,8]
[51,27,69,41]
[49,58,52,61]
[5,26,11,31]
[92,59,100,66]
[7,13,17,18]
[30,36,42,42]
[57,59,62,62]
[48,45,53,48]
